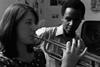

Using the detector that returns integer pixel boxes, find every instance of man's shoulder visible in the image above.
[36,27,56,36]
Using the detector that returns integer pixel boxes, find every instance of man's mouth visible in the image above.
[64,25,72,33]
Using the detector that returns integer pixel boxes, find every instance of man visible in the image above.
[36,1,85,67]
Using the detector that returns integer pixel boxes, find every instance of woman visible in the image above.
[0,3,46,67]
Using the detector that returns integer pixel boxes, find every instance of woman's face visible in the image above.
[17,11,38,45]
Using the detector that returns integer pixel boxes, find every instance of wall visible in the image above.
[0,0,16,20]
[38,0,62,27]
[82,0,100,20]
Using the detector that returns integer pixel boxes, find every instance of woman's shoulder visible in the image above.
[0,48,46,67]
[0,52,12,66]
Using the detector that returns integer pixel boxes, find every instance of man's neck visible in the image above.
[63,30,76,38]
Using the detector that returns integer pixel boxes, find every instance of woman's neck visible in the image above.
[16,42,34,63]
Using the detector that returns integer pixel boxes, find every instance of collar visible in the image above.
[56,25,64,36]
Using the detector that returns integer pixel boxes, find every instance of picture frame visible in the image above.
[91,0,100,11]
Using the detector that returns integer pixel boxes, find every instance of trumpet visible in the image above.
[33,36,100,63]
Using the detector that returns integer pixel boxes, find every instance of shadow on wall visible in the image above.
[81,20,100,55]
[38,19,62,27]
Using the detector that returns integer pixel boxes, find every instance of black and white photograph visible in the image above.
[0,0,100,67]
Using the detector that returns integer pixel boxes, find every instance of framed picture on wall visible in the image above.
[50,0,65,6]
[91,0,100,11]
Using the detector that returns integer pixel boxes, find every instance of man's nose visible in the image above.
[68,20,73,26]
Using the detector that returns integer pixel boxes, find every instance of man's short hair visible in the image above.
[61,1,85,18]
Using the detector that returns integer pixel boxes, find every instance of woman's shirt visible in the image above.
[0,49,46,67]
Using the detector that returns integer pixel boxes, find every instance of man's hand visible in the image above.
[61,38,87,67]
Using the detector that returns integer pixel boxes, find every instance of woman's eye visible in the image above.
[26,21,32,25]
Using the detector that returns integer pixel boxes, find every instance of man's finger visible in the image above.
[66,41,71,52]
[71,38,76,53]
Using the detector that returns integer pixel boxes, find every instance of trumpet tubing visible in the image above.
[33,36,100,63]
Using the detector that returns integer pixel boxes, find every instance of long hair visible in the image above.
[0,3,39,58]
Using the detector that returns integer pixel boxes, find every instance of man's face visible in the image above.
[62,7,83,34]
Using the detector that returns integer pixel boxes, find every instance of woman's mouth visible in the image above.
[31,35,41,45]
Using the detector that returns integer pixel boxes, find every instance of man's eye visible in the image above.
[65,18,72,21]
